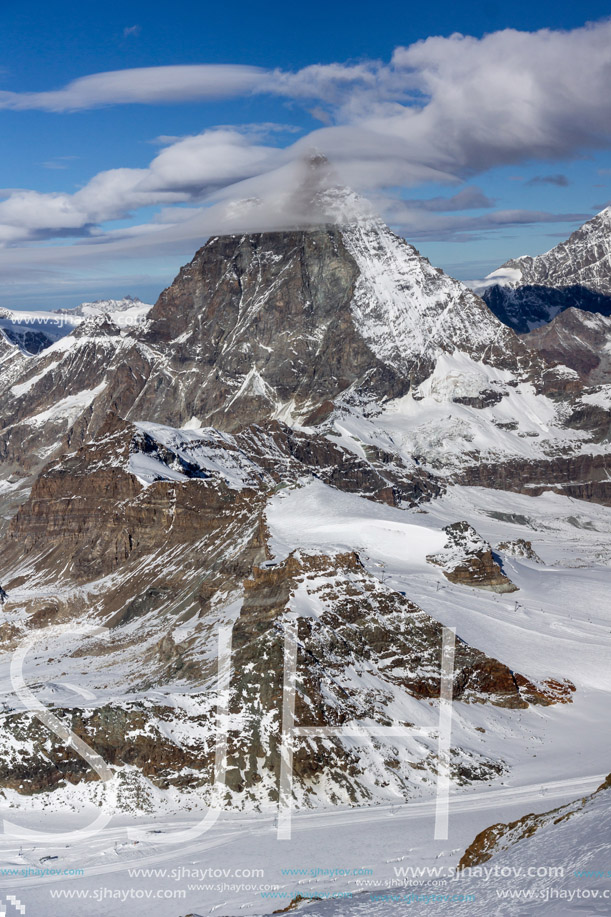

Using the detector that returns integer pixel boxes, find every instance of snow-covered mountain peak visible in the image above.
[70,312,124,339]
[55,295,147,317]
[55,296,153,328]
[285,151,376,227]
[339,216,525,381]
[0,297,153,355]
[312,185,377,226]
[594,203,611,219]
[136,207,541,432]
[481,208,611,331]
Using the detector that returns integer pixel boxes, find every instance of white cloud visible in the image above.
[0,20,611,281]
[143,129,280,192]
[381,23,611,172]
[263,21,611,192]
[0,130,282,242]
[0,65,265,111]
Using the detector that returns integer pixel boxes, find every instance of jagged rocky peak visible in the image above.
[137,173,534,431]
[480,206,611,332]
[0,329,17,357]
[0,332,26,391]
[280,151,373,226]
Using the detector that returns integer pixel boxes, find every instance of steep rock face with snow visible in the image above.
[0,315,156,475]
[0,201,607,540]
[138,227,396,428]
[0,202,608,547]
[481,207,611,332]
[131,218,539,432]
[0,205,583,502]
[0,329,19,365]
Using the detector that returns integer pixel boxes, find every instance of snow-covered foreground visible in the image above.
[0,483,608,915]
[288,775,611,917]
[0,772,605,916]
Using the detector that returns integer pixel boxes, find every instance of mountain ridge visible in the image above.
[480,206,611,332]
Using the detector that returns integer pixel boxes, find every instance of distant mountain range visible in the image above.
[0,296,152,353]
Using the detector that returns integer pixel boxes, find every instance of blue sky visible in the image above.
[1,0,610,308]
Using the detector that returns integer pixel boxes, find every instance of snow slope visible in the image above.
[342,218,515,376]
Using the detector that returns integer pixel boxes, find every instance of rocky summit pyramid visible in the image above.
[135,193,539,430]
[481,206,611,332]
[0,183,607,817]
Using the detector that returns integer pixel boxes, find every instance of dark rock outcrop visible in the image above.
[454,453,611,505]
[427,522,518,593]
[496,539,543,563]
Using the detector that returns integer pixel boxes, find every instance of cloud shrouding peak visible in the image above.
[0,22,610,198]
[1,20,611,300]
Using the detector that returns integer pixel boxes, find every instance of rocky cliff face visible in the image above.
[0,215,524,476]
[0,535,573,805]
[0,316,156,478]
[135,227,404,429]
[131,212,539,431]
[481,207,611,332]
[426,522,518,593]
[0,331,20,368]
